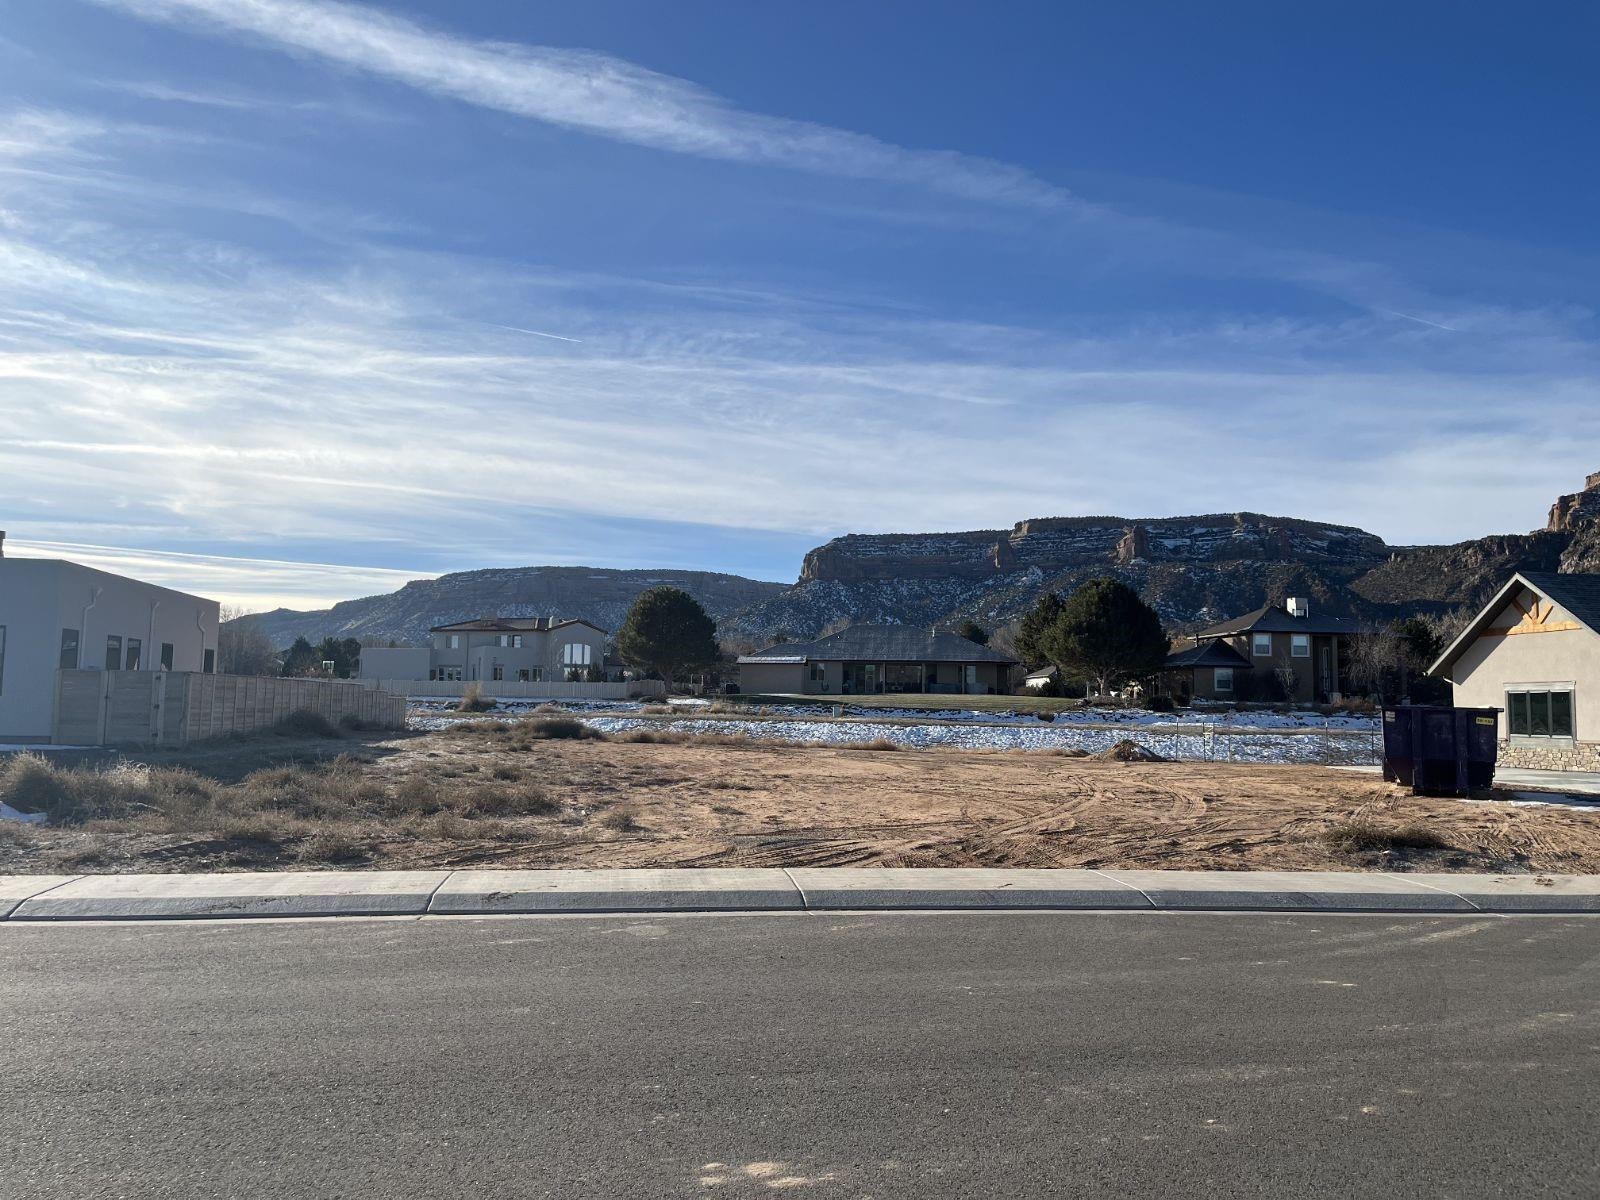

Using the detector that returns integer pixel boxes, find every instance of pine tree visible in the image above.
[616,587,720,684]
[1040,578,1167,697]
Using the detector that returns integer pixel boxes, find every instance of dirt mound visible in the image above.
[1094,739,1166,763]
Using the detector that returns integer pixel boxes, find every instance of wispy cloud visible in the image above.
[92,0,1073,210]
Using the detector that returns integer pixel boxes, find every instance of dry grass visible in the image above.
[5,724,1600,876]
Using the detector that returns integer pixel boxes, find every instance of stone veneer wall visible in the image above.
[1498,740,1600,772]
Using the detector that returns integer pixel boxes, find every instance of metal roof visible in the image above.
[1195,603,1366,638]
[1429,571,1600,677]
[742,625,1018,665]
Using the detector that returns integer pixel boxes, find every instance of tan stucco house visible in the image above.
[738,625,1018,696]
[358,617,609,685]
[1428,571,1600,771]
[0,536,220,743]
[1164,597,1363,703]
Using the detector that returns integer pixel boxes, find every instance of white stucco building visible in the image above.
[358,616,610,686]
[0,538,220,743]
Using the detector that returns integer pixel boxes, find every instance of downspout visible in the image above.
[147,599,162,670]
[79,587,102,668]
[196,607,210,672]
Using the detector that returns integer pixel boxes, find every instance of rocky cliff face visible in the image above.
[726,474,1600,643]
[1548,472,1600,533]
[235,567,787,649]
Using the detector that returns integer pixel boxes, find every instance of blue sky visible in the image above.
[2,0,1597,609]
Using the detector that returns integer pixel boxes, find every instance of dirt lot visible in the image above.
[5,718,1600,876]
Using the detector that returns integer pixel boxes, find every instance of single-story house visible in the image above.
[1020,665,1058,690]
[1163,597,1364,703]
[0,533,220,743]
[358,616,609,685]
[738,625,1019,696]
[1427,571,1600,771]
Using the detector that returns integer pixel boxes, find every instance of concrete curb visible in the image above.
[2,868,1598,921]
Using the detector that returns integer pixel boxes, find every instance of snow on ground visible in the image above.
[753,702,1378,733]
[579,716,1380,766]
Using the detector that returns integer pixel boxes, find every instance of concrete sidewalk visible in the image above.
[3,867,1599,921]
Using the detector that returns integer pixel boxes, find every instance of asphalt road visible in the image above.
[3,911,1598,1199]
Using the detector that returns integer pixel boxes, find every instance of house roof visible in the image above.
[429,616,607,635]
[1163,641,1252,670]
[742,624,1019,665]
[1023,665,1058,681]
[1428,571,1600,677]
[1195,603,1366,639]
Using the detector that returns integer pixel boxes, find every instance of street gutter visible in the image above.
[3,867,1599,921]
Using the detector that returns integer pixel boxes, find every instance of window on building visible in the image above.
[1214,667,1234,693]
[809,661,825,683]
[529,668,543,682]
[1252,633,1272,656]
[105,635,122,671]
[1290,634,1311,658]
[1508,689,1575,739]
[516,669,530,683]
[125,638,142,671]
[512,635,523,648]
[448,634,461,650]
[561,643,592,666]
[160,643,174,670]
[203,649,215,674]
[492,665,504,681]
[60,628,81,670]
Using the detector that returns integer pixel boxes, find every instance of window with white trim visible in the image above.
[447,634,461,650]
[492,665,504,681]
[1252,633,1272,656]
[1290,633,1311,658]
[1214,667,1234,693]
[1508,689,1574,739]
[561,643,592,666]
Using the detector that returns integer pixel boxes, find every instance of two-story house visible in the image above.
[1163,597,1364,704]
[358,617,609,686]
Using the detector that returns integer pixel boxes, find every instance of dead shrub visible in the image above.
[1322,821,1449,853]
[457,683,495,713]
[599,804,640,832]
[296,829,369,864]
[273,709,343,739]
[490,763,522,781]
[447,719,512,737]
[384,775,443,816]
[857,738,901,751]
[465,783,558,818]
[521,717,602,741]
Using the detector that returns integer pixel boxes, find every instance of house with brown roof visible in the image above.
[1163,597,1364,703]
[1427,571,1600,771]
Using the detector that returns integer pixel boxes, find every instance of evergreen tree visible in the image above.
[616,587,720,684]
[281,637,320,677]
[1040,577,1168,697]
[1013,592,1065,667]
[955,619,990,646]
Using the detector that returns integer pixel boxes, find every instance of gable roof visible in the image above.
[742,624,1018,665]
[1195,603,1366,638]
[430,616,607,635]
[1428,570,1600,677]
[1163,641,1252,670]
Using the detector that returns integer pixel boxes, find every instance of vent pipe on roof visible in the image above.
[1286,596,1309,619]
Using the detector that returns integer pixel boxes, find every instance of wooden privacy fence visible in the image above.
[358,678,666,700]
[53,670,407,747]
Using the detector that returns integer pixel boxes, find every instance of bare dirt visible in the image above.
[5,725,1598,875]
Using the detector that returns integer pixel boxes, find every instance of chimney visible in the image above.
[0,529,6,558]
[1286,596,1309,619]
